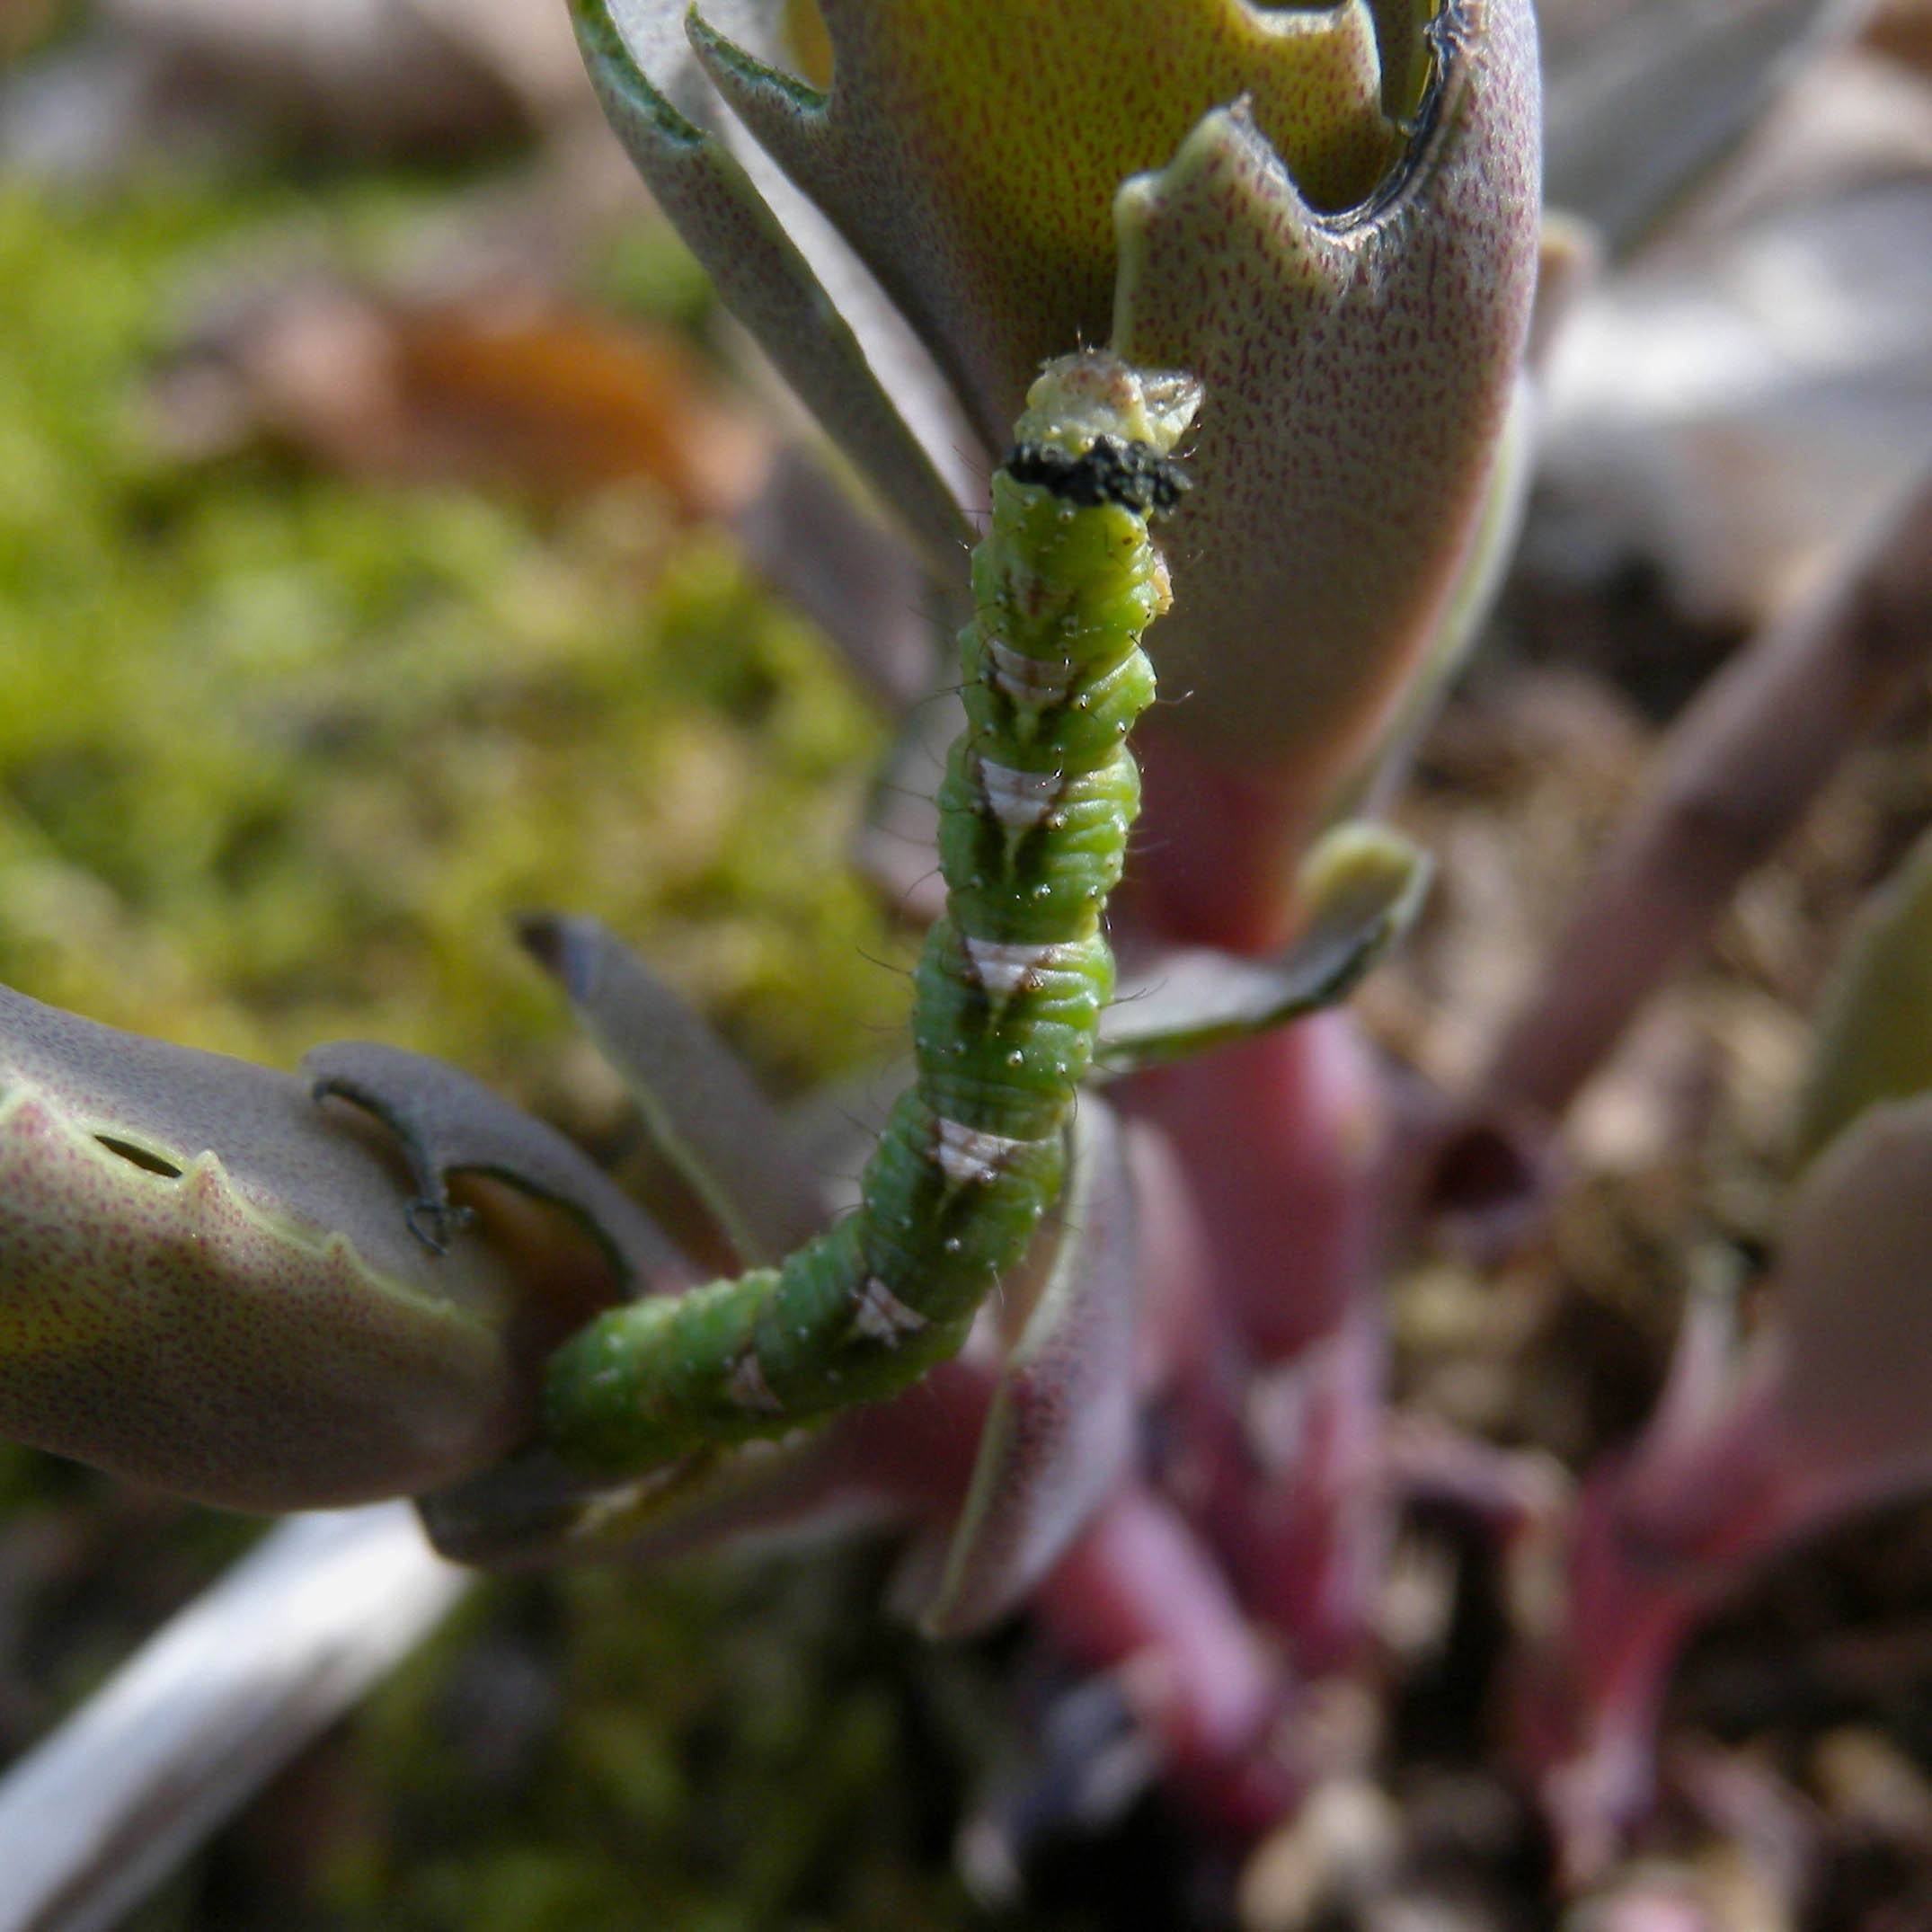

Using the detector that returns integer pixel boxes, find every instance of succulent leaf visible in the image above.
[0,985,536,1510]
[420,1437,782,1568]
[1097,822,1430,1073]
[518,913,830,1264]
[570,0,973,573]
[1111,0,1540,775]
[1769,1096,1932,1514]
[1546,1096,1932,1869]
[619,0,1540,787]
[1616,1095,1932,1573]
[690,0,1404,453]
[301,1039,690,1291]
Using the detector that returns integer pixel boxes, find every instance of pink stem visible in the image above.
[1034,1484,1302,1832]
[1126,1012,1385,1365]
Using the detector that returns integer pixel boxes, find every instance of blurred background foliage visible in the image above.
[0,180,900,1088]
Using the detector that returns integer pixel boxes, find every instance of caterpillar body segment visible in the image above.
[543,354,1201,1472]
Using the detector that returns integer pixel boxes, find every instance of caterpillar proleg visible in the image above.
[544,353,1201,1470]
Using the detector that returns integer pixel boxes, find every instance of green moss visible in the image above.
[323,1557,1034,1932]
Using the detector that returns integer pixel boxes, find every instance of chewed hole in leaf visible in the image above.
[1236,0,1442,210]
[1368,0,1443,129]
[93,1135,185,1180]
[1245,0,1442,132]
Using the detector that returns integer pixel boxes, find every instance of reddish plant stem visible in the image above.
[1126,726,1319,953]
[1033,1484,1302,1833]
[1126,1013,1386,1367]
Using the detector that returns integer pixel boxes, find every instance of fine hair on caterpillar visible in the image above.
[542,352,1202,1472]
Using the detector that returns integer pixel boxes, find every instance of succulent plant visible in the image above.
[116,0,1932,1916]
[20,0,1932,1918]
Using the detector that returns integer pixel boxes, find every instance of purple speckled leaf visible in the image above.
[0,984,535,1510]
[1112,0,1540,776]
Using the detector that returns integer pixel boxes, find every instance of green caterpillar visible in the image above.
[544,352,1201,1471]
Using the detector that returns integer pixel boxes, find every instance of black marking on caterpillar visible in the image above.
[541,352,1202,1472]
[1002,435,1191,517]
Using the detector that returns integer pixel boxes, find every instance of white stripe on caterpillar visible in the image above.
[962,935,1066,1001]
[726,1351,784,1414]
[931,1115,1028,1187]
[984,636,1077,710]
[850,1275,930,1347]
[975,758,1063,834]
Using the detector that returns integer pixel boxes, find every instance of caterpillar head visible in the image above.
[1012,354,1203,469]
